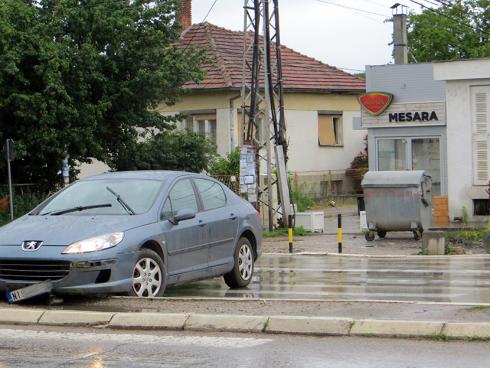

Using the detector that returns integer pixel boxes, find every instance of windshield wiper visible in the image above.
[106,186,135,215]
[45,203,113,216]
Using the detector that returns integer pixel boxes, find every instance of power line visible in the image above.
[314,0,390,18]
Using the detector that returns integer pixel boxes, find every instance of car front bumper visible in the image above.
[0,245,139,295]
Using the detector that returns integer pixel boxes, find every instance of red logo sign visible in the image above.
[358,92,393,116]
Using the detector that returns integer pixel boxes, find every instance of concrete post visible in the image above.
[393,13,408,64]
[422,231,446,255]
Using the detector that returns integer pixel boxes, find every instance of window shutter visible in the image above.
[318,115,336,146]
[471,86,490,185]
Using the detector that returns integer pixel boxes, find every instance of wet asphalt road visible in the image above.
[165,254,490,303]
[0,325,489,368]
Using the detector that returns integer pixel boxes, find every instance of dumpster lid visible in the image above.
[361,170,430,188]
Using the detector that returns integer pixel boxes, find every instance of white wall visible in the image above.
[444,79,490,220]
[286,110,365,174]
[78,158,110,178]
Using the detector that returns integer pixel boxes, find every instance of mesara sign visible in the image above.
[361,99,446,128]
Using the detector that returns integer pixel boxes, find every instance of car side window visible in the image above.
[194,179,226,211]
[161,179,198,220]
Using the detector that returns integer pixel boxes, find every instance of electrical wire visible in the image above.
[314,0,390,18]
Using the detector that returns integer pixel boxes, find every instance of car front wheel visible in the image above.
[224,238,254,289]
[129,249,166,298]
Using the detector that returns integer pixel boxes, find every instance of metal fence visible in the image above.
[212,175,240,194]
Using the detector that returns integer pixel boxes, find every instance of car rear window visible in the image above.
[194,179,226,211]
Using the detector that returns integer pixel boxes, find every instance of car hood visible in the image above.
[0,214,152,246]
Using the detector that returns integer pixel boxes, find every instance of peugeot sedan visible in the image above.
[0,171,262,299]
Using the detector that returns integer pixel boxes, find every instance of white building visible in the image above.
[433,58,490,221]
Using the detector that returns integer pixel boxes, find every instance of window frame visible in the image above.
[160,177,201,221]
[193,178,228,212]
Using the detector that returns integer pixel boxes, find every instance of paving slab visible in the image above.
[266,315,352,335]
[109,312,188,330]
[39,310,114,326]
[0,308,44,324]
[184,314,267,333]
[350,319,444,337]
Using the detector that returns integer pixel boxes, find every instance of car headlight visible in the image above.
[62,232,124,254]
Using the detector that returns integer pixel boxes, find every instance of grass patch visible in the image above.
[263,226,312,238]
[429,333,449,342]
[465,305,490,312]
[446,229,487,243]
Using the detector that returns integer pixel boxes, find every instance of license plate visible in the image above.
[6,280,53,303]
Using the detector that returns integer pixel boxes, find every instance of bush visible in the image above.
[0,192,46,227]
[209,148,240,176]
[111,130,217,173]
[291,185,314,212]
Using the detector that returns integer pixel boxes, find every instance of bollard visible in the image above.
[288,214,293,253]
[338,214,342,253]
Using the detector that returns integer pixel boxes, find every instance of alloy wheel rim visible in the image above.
[238,243,253,281]
[132,258,162,297]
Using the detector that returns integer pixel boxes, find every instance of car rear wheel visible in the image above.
[224,238,254,289]
[130,249,166,298]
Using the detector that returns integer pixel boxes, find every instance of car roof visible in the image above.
[80,170,194,182]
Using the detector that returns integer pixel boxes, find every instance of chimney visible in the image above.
[391,3,408,64]
[178,0,192,30]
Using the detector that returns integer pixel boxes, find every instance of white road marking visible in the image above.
[0,329,272,349]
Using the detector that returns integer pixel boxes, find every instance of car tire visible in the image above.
[224,237,254,289]
[129,249,166,298]
[377,230,387,238]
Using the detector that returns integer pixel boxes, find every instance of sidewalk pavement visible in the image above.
[2,298,490,340]
[264,209,488,255]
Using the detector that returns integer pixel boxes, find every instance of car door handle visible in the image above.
[230,213,237,220]
[198,220,207,227]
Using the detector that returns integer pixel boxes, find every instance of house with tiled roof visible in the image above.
[156,2,366,197]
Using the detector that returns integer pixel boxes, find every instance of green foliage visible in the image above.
[111,130,216,173]
[0,0,204,190]
[446,229,487,242]
[263,226,311,238]
[0,191,46,227]
[292,185,314,212]
[209,147,240,176]
[408,0,490,62]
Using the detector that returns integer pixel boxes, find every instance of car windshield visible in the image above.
[37,179,164,216]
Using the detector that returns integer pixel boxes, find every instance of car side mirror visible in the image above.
[170,208,196,225]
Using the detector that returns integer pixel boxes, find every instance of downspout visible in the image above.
[229,94,242,151]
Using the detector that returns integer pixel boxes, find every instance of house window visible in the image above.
[473,199,490,216]
[318,114,343,146]
[182,113,217,144]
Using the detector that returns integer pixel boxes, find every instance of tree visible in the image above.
[408,0,489,62]
[0,0,204,190]
[112,130,216,173]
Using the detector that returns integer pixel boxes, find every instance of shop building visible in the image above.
[433,58,490,221]
[361,63,447,197]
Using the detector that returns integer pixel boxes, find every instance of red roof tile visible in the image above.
[180,23,365,93]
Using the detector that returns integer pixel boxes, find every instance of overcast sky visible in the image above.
[191,0,420,73]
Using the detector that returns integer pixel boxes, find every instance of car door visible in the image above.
[161,178,208,276]
[193,178,238,268]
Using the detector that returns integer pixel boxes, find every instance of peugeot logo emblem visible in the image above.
[21,241,43,252]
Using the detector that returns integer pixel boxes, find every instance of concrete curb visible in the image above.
[39,310,115,326]
[1,308,489,340]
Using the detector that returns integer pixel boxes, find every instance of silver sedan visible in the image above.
[0,171,262,300]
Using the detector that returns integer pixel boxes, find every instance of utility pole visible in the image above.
[241,0,292,230]
[391,3,408,64]
[5,139,15,221]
